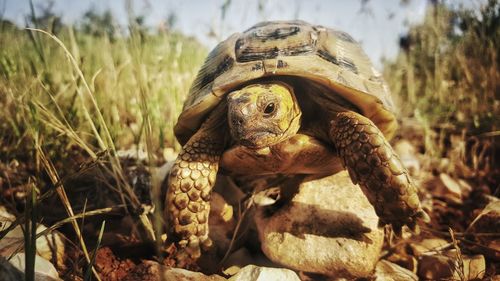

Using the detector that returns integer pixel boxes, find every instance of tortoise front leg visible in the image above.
[329,111,429,234]
[165,105,227,264]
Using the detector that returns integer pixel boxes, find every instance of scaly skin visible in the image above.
[167,82,429,266]
[330,111,429,234]
[165,104,227,265]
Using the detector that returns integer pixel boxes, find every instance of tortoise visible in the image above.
[165,20,429,263]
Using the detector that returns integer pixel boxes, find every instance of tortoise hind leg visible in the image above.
[329,111,429,234]
[165,104,227,265]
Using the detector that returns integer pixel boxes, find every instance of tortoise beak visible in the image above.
[238,128,283,148]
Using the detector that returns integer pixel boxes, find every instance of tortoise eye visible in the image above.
[264,103,276,115]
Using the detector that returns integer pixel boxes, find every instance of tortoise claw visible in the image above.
[407,219,419,234]
[410,223,420,235]
[409,209,430,234]
[392,224,403,238]
[416,209,431,223]
[166,242,198,269]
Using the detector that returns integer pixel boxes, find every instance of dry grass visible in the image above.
[383,1,499,158]
[0,19,206,279]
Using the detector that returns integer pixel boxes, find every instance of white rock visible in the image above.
[0,208,65,268]
[228,264,300,281]
[153,161,175,188]
[116,145,148,161]
[9,253,61,281]
[374,260,418,281]
[213,175,246,208]
[417,251,485,280]
[467,200,500,260]
[0,206,16,229]
[255,171,384,278]
[0,257,24,281]
[393,140,421,176]
[209,192,236,255]
[34,225,65,268]
[222,248,255,276]
[164,267,226,281]
[123,260,226,281]
[424,173,463,204]
[409,238,450,256]
[163,147,178,162]
[468,200,500,233]
[457,179,473,198]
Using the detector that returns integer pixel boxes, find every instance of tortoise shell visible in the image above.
[175,20,397,145]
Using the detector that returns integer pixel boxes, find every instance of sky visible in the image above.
[1,0,485,67]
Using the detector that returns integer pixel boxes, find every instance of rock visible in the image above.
[33,225,65,268]
[409,238,450,256]
[193,191,239,270]
[222,248,255,276]
[417,251,485,280]
[0,257,24,281]
[116,145,148,161]
[385,252,418,274]
[209,192,236,256]
[123,260,226,281]
[424,173,463,204]
[8,253,61,281]
[0,205,16,228]
[253,187,282,206]
[457,179,473,198]
[467,200,500,260]
[255,171,384,278]
[163,147,178,162]
[468,200,500,233]
[393,140,421,176]
[163,267,226,281]
[214,175,246,207]
[228,264,300,281]
[374,260,418,281]
[384,238,419,273]
[153,161,175,189]
[0,207,65,268]
[481,194,500,204]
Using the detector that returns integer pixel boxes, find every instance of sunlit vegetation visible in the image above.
[384,0,498,152]
[0,8,207,164]
[0,6,206,279]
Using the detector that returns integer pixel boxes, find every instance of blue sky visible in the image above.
[1,0,484,67]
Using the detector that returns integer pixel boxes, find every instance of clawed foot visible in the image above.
[330,111,431,237]
[165,235,214,269]
[381,208,431,237]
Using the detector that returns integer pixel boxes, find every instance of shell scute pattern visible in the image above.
[176,20,396,147]
[235,22,317,63]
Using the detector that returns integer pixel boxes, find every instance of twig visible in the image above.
[218,192,255,267]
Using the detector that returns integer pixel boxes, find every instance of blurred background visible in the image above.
[1,0,488,67]
[0,0,497,187]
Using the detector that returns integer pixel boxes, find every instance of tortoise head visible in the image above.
[227,82,301,148]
